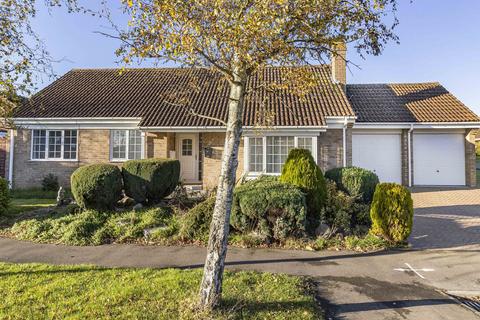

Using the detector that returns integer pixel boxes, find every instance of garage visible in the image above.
[352,132,402,183]
[413,132,465,185]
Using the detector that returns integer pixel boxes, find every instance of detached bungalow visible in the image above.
[6,50,480,189]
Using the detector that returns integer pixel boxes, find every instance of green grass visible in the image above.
[10,188,62,199]
[8,198,56,215]
[0,263,321,319]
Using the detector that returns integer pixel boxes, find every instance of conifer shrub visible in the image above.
[71,164,123,210]
[279,148,327,233]
[179,195,216,242]
[369,183,413,243]
[0,177,10,216]
[231,176,307,242]
[122,158,180,204]
[325,166,379,203]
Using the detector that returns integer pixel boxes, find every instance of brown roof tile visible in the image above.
[15,66,354,127]
[347,83,479,123]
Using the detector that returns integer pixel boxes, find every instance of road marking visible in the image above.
[413,234,428,239]
[394,263,434,279]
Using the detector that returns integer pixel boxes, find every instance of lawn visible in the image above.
[8,198,56,215]
[0,263,321,320]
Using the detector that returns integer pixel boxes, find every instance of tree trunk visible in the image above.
[199,70,246,309]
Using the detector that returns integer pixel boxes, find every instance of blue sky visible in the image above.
[32,0,480,114]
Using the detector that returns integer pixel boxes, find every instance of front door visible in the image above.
[176,133,198,183]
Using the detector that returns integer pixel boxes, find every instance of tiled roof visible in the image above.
[15,66,354,127]
[347,83,479,123]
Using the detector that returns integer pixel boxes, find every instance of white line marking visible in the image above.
[405,263,425,279]
[413,235,428,239]
[394,263,435,279]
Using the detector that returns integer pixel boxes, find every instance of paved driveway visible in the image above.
[410,187,480,250]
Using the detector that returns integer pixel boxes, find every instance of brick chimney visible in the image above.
[331,42,347,87]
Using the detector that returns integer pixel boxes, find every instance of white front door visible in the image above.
[176,133,199,182]
[352,132,402,183]
[413,133,465,186]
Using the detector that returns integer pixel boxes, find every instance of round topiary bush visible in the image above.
[231,176,307,242]
[122,158,180,204]
[71,164,123,210]
[325,166,379,203]
[0,177,10,215]
[279,148,326,234]
[369,183,413,243]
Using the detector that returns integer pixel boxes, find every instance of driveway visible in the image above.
[410,187,480,250]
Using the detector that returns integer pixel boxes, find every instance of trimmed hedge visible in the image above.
[369,183,413,243]
[122,158,180,204]
[325,167,379,203]
[279,148,327,233]
[71,164,123,210]
[231,176,307,242]
[0,177,10,215]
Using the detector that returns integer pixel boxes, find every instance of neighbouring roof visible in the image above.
[347,83,480,123]
[15,66,354,127]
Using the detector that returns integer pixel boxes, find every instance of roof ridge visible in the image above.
[347,82,441,86]
[70,65,329,72]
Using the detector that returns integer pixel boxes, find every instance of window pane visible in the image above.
[248,137,263,172]
[48,130,62,158]
[182,139,193,156]
[128,130,142,160]
[112,130,126,159]
[297,137,313,154]
[63,130,77,159]
[266,136,294,173]
[32,130,46,159]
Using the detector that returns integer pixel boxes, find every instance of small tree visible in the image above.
[112,0,399,308]
[279,148,326,233]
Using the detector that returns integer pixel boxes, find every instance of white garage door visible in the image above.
[352,133,402,183]
[413,133,465,185]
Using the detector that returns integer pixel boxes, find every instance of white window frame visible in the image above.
[30,129,78,161]
[109,129,145,162]
[244,135,318,176]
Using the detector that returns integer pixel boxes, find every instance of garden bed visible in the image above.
[0,262,321,319]
[0,204,396,252]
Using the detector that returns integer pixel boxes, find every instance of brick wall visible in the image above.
[317,129,345,173]
[146,132,174,158]
[202,132,244,190]
[465,129,477,187]
[12,129,84,189]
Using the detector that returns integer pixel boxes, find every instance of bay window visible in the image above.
[31,129,78,160]
[110,130,143,161]
[245,135,317,174]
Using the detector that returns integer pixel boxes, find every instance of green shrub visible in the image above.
[93,207,173,244]
[71,164,123,210]
[325,167,379,203]
[369,183,413,243]
[179,195,215,242]
[320,180,371,237]
[42,174,59,191]
[476,141,480,158]
[122,158,180,204]
[231,176,307,242]
[279,148,327,234]
[0,177,10,215]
